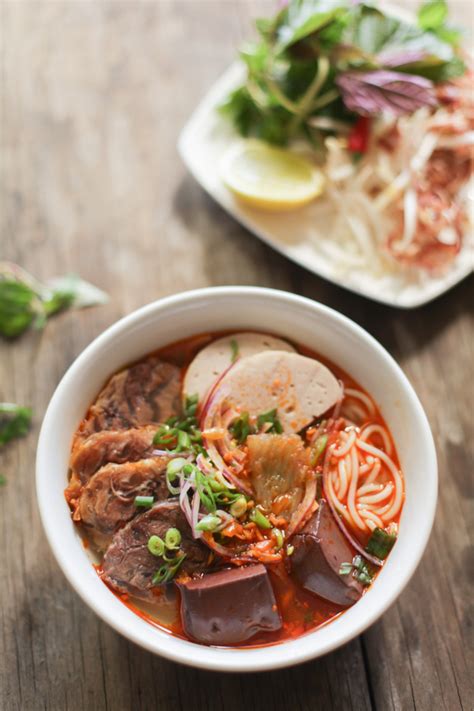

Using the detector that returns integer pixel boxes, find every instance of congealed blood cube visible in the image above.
[178,564,281,645]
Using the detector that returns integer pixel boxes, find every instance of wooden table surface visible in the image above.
[1,2,472,710]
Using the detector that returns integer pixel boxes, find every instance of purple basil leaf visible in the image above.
[377,49,429,68]
[336,70,437,116]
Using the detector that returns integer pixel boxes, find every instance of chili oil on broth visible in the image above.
[67,331,404,648]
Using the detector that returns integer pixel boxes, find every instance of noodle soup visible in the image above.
[65,331,404,647]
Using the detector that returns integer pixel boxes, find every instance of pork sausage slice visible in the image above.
[217,351,341,434]
[183,332,295,404]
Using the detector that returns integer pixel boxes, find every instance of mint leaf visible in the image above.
[418,1,448,31]
[276,0,348,51]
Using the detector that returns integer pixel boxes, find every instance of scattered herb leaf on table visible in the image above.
[0,262,108,338]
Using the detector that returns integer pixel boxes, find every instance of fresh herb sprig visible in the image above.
[257,408,283,434]
[230,408,283,443]
[220,0,465,146]
[0,262,108,339]
[153,394,203,455]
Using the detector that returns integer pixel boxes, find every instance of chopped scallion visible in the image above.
[152,553,186,585]
[195,514,221,531]
[166,457,187,479]
[134,495,154,508]
[229,495,247,518]
[311,434,328,466]
[339,562,353,576]
[273,528,284,550]
[165,527,182,550]
[249,507,272,529]
[365,527,397,559]
[147,535,166,557]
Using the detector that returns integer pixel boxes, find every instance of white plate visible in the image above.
[178,62,473,308]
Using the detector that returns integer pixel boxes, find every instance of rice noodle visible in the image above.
[332,428,357,457]
[344,388,376,416]
[323,418,404,544]
[359,424,393,455]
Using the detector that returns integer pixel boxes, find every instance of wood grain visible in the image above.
[0,1,472,710]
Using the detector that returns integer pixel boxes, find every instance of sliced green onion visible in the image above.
[166,457,187,479]
[365,527,397,559]
[134,495,154,508]
[273,528,284,550]
[153,425,177,448]
[147,535,165,557]
[152,553,186,584]
[209,477,227,492]
[195,514,221,531]
[339,562,353,576]
[352,555,374,586]
[184,393,199,417]
[286,544,294,556]
[195,470,216,512]
[311,434,328,466]
[229,495,247,518]
[177,430,191,451]
[165,527,182,550]
[249,507,272,529]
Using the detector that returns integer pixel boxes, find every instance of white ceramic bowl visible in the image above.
[36,287,437,672]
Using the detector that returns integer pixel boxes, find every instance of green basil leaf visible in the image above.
[418,1,448,31]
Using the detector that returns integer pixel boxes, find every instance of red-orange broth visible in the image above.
[71,331,403,647]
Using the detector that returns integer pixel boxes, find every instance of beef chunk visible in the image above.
[102,500,209,601]
[70,426,158,484]
[78,457,170,551]
[77,356,181,440]
[290,499,363,606]
[178,565,282,645]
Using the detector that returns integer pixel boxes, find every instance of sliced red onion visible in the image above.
[195,452,214,475]
[332,380,345,420]
[191,489,202,539]
[202,532,247,559]
[322,454,383,567]
[199,360,237,426]
[179,478,194,529]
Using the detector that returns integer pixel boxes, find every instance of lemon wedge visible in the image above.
[221,140,325,211]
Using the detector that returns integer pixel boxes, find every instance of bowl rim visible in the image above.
[36,286,438,672]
